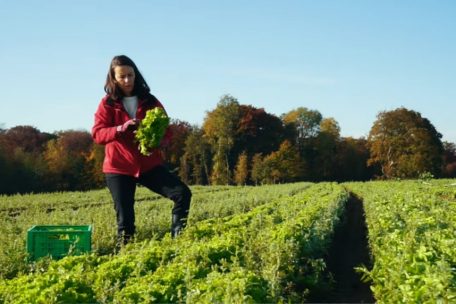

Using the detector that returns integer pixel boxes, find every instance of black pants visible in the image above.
[105,165,191,241]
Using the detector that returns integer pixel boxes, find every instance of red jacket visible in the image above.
[92,94,171,177]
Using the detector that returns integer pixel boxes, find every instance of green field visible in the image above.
[0,180,455,303]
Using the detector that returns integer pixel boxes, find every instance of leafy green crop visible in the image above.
[346,180,456,303]
[0,183,343,303]
[0,182,310,280]
[135,107,170,155]
[2,179,456,302]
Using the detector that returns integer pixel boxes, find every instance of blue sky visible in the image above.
[1,0,455,143]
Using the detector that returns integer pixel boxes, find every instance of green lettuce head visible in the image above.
[135,107,170,155]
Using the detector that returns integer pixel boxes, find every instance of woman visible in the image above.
[92,55,191,247]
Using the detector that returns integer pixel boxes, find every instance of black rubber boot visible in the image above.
[171,213,187,238]
[115,233,133,252]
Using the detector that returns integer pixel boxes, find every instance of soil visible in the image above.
[306,193,376,303]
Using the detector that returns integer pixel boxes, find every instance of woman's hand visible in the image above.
[117,119,139,132]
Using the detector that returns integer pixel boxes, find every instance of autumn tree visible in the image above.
[250,153,265,185]
[234,151,248,185]
[44,130,94,190]
[180,127,211,185]
[1,125,54,154]
[442,141,456,178]
[0,126,54,193]
[268,140,304,183]
[0,144,19,194]
[281,107,322,143]
[335,137,373,181]
[314,118,340,180]
[85,143,105,188]
[234,105,285,158]
[162,119,192,171]
[281,107,322,180]
[203,95,241,184]
[250,140,303,184]
[368,107,444,178]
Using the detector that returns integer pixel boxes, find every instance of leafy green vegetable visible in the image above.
[135,107,170,155]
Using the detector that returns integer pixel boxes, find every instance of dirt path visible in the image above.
[307,194,375,303]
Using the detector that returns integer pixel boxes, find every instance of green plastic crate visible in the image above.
[27,225,92,261]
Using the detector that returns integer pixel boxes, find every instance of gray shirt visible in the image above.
[122,96,138,119]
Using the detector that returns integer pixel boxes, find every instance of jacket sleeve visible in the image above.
[91,98,120,145]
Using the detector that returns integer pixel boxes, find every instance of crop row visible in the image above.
[346,179,456,303]
[0,183,348,303]
[0,182,311,279]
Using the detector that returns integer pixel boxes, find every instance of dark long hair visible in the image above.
[104,55,150,100]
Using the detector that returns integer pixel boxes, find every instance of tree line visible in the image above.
[1,94,455,194]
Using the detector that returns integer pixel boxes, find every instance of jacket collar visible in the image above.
[106,94,158,108]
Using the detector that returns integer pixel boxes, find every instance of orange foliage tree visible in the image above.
[368,108,443,178]
[44,130,94,190]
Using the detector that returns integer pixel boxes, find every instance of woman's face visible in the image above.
[114,65,136,96]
